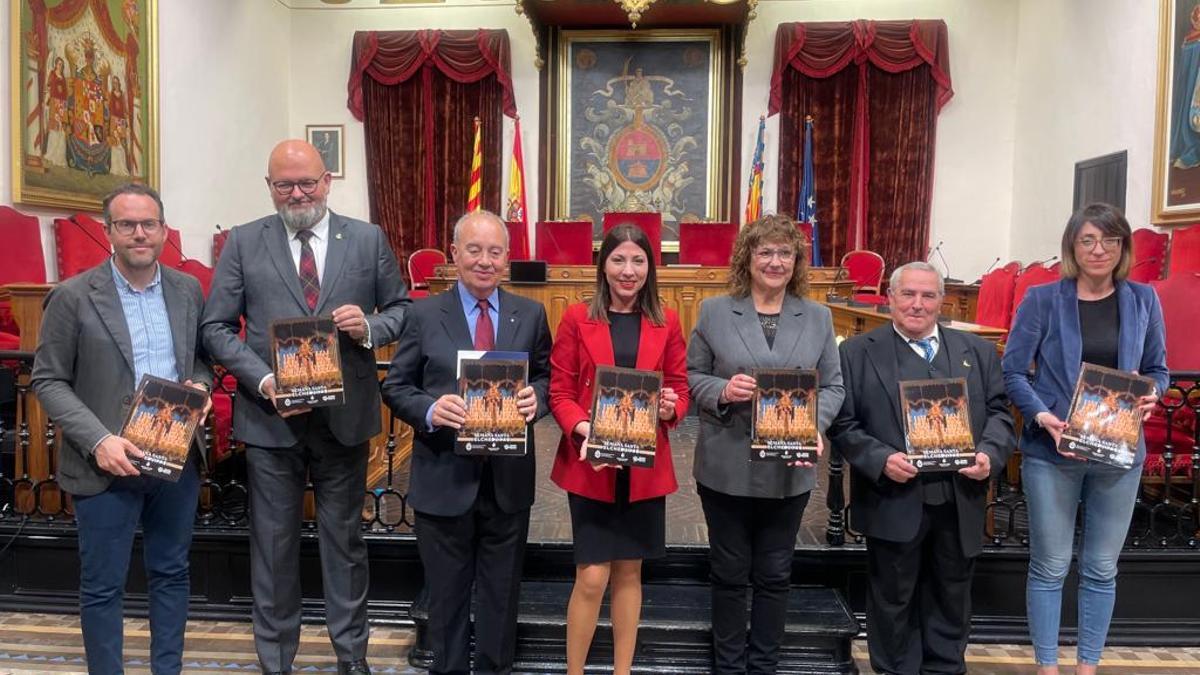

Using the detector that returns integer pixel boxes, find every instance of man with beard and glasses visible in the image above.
[201,140,410,675]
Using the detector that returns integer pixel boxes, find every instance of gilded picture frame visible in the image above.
[1152,0,1200,224]
[550,29,731,248]
[9,0,158,211]
[306,124,344,180]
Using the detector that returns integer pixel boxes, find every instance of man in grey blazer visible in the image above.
[32,183,212,675]
[201,140,409,675]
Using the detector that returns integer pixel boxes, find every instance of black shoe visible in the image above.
[261,671,290,675]
[338,659,371,675]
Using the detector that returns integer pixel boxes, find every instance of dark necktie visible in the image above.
[474,298,494,350]
[296,229,320,311]
[912,337,935,363]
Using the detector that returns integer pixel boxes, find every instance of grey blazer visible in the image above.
[31,260,213,497]
[687,294,844,498]
[200,211,410,448]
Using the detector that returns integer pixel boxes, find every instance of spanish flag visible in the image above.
[466,116,483,213]
[506,116,527,224]
[744,115,766,224]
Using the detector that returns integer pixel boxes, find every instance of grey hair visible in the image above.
[888,261,944,296]
[452,210,509,247]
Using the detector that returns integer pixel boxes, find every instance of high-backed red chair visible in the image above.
[840,250,887,305]
[1144,272,1200,477]
[602,212,662,265]
[407,248,447,290]
[1167,223,1200,277]
[1129,228,1168,284]
[506,221,530,261]
[1010,262,1061,325]
[0,206,47,345]
[157,227,185,268]
[176,259,215,297]
[213,229,230,264]
[535,221,593,265]
[974,262,1020,330]
[678,222,737,266]
[54,213,111,280]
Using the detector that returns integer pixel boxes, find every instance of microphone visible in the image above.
[1027,255,1059,270]
[926,240,942,262]
[972,257,1002,285]
[935,243,962,284]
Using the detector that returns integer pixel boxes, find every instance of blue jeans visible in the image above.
[73,459,200,675]
[1022,455,1140,666]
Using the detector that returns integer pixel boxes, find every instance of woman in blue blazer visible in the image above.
[1002,203,1168,675]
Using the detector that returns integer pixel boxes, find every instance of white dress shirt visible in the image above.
[894,323,941,360]
[283,210,331,283]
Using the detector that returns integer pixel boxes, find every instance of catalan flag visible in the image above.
[466,116,482,213]
[744,115,766,224]
[506,116,527,224]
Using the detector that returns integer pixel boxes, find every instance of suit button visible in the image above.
[122,396,131,405]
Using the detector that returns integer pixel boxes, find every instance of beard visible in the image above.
[278,199,327,231]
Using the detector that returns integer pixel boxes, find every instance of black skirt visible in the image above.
[568,469,666,564]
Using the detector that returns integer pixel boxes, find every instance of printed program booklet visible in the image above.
[269,317,345,411]
[899,377,977,472]
[750,368,820,462]
[455,351,530,456]
[585,366,662,468]
[121,375,209,481]
[1058,363,1155,469]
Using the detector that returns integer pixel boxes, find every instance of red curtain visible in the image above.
[349,30,514,268]
[770,20,952,269]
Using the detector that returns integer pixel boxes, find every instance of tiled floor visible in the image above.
[1,612,1198,674]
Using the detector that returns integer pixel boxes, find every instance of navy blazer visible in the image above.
[1001,278,1168,465]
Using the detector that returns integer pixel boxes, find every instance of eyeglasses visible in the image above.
[269,175,325,195]
[754,248,796,262]
[1076,236,1122,252]
[109,219,163,235]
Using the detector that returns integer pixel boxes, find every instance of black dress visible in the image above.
[568,311,667,564]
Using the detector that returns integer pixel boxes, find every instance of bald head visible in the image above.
[266,139,331,230]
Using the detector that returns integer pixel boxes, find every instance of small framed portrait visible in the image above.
[305,124,344,179]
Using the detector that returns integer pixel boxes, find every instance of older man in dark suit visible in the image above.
[828,261,1016,675]
[382,210,551,675]
[33,184,212,675]
[201,140,409,675]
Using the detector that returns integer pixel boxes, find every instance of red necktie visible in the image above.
[296,230,320,311]
[474,299,494,350]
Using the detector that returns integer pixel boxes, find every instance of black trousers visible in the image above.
[864,503,974,675]
[415,465,531,675]
[246,415,370,673]
[699,484,811,675]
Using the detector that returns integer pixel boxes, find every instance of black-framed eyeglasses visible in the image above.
[270,175,325,196]
[110,219,163,235]
[1076,236,1122,252]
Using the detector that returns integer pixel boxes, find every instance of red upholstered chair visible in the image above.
[535,221,593,265]
[1143,272,1200,477]
[54,213,111,280]
[974,262,1020,330]
[1167,223,1200,277]
[1129,228,1168,284]
[602,212,662,265]
[213,229,230,264]
[175,259,215,298]
[678,222,737,266]
[0,206,47,341]
[506,221,530,262]
[1010,262,1061,326]
[407,248,447,290]
[840,250,887,305]
[157,227,185,268]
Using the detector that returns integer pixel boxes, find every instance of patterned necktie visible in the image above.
[474,298,495,350]
[296,229,319,311]
[912,336,935,363]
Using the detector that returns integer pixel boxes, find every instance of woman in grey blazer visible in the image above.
[687,214,845,674]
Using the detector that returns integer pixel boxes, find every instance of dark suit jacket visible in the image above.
[381,288,552,517]
[828,324,1015,558]
[200,212,409,448]
[1002,279,1169,465]
[31,261,212,497]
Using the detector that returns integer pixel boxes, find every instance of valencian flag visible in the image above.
[744,115,766,224]
[467,116,483,213]
[506,116,527,224]
[797,116,823,266]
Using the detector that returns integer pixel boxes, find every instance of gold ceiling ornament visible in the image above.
[513,0,545,70]
[616,0,655,28]
[738,0,759,69]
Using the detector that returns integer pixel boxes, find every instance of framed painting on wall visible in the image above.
[549,29,733,247]
[10,0,158,211]
[306,124,344,179]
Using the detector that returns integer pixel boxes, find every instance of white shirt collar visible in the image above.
[285,209,331,242]
[893,322,939,344]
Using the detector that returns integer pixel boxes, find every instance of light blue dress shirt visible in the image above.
[424,282,501,430]
[112,261,179,385]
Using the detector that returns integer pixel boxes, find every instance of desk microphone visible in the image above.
[1027,255,1059,270]
[972,257,1002,285]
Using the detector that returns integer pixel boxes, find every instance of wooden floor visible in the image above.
[1,612,1198,674]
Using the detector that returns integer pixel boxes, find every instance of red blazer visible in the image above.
[549,302,690,503]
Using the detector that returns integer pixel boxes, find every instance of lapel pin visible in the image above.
[335,232,343,240]
[962,359,971,368]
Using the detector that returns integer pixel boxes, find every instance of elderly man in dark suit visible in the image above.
[828,261,1016,675]
[32,183,212,675]
[382,210,552,675]
[201,140,409,675]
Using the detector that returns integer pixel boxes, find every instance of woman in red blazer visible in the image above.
[550,224,690,675]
